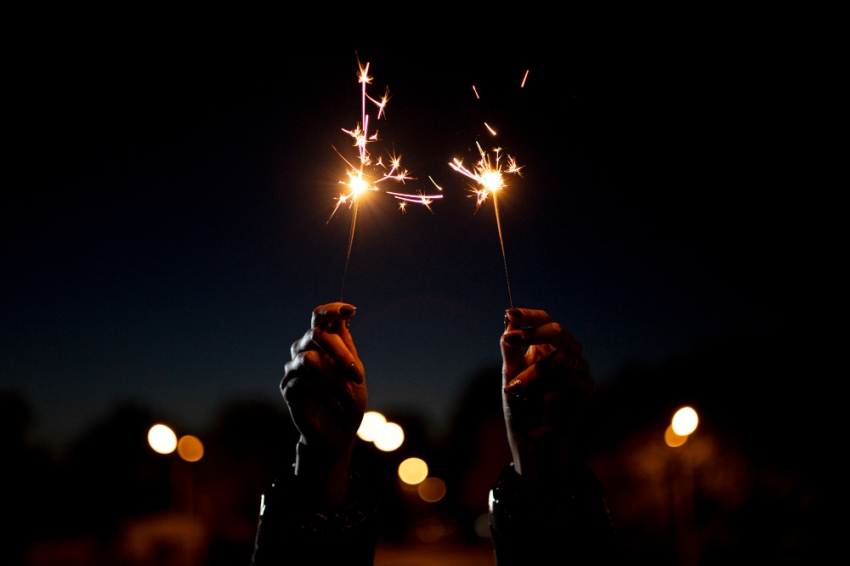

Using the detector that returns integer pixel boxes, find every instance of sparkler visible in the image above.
[331,58,442,299]
[449,141,523,307]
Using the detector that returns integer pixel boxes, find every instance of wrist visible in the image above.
[294,436,355,508]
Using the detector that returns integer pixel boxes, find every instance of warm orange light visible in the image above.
[418,477,447,502]
[148,424,177,454]
[672,406,699,436]
[664,424,688,447]
[374,422,404,451]
[398,457,428,485]
[177,435,204,462]
[357,411,386,441]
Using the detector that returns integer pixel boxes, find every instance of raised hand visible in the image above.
[501,308,594,490]
[281,303,366,507]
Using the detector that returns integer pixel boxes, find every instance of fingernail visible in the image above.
[340,305,356,316]
[348,363,363,384]
[504,378,523,395]
[506,308,522,319]
[503,332,523,346]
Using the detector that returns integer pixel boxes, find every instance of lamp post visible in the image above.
[147,424,204,513]
[665,407,699,566]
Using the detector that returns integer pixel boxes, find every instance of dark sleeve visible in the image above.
[488,463,619,566]
[251,469,379,566]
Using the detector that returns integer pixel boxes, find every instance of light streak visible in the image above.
[472,85,480,99]
[449,142,523,307]
[484,122,497,136]
[331,57,442,299]
[520,69,529,88]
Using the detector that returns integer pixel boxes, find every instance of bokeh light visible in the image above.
[357,411,386,441]
[374,422,404,451]
[177,435,204,462]
[664,424,688,447]
[418,477,447,502]
[416,517,445,542]
[148,424,177,454]
[672,406,699,436]
[398,457,429,485]
[473,512,491,538]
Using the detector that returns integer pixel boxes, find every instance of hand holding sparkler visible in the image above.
[500,308,594,492]
[281,302,366,507]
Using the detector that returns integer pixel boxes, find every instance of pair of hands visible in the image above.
[281,303,593,506]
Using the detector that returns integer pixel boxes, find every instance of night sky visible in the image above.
[3,31,794,452]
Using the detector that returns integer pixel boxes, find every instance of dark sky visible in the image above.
[2,30,794,451]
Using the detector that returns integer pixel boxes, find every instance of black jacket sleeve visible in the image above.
[251,470,379,566]
[489,463,619,566]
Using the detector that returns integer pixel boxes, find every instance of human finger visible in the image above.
[281,350,332,390]
[310,326,364,384]
[505,308,554,328]
[312,303,357,330]
[502,314,529,383]
[502,322,583,357]
[503,349,592,398]
[281,350,360,410]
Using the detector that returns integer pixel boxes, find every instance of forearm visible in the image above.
[294,437,355,508]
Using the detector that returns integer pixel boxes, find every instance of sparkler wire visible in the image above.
[492,192,514,308]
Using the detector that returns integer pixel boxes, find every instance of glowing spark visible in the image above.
[428,176,443,191]
[332,57,443,299]
[449,142,523,207]
[484,122,497,136]
[449,142,523,307]
[472,85,480,99]
[521,69,529,88]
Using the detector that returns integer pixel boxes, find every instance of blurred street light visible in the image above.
[665,424,688,447]
[672,407,699,436]
[418,477,447,503]
[148,424,177,454]
[357,411,386,441]
[398,457,428,485]
[177,435,204,462]
[374,422,404,451]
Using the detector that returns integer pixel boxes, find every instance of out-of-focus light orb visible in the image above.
[357,411,386,442]
[416,517,445,542]
[672,406,699,436]
[418,477,447,502]
[148,424,177,454]
[398,457,428,485]
[177,435,204,462]
[664,424,688,448]
[374,422,404,451]
[473,512,491,539]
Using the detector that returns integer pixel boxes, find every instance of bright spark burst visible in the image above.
[329,59,441,222]
[449,142,523,208]
[333,57,442,300]
[449,141,523,308]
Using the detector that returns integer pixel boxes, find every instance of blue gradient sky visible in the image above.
[3,37,789,451]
